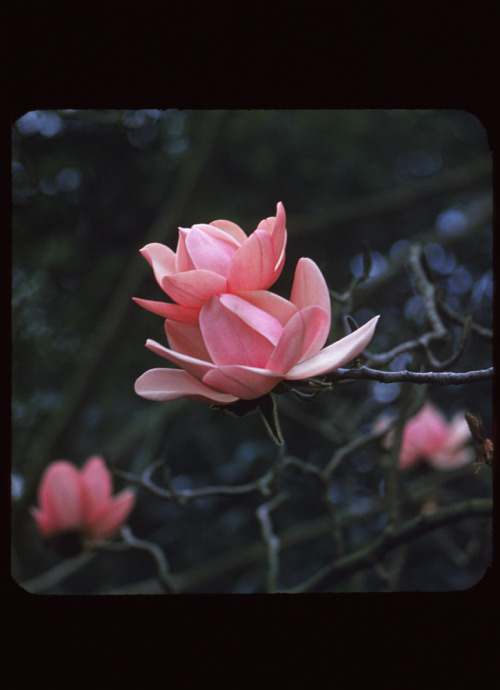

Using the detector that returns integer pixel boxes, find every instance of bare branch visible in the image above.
[408,243,448,339]
[437,299,493,341]
[327,366,493,386]
[114,459,280,504]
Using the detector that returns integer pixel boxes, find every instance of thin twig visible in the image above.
[437,299,493,341]
[115,462,280,504]
[117,526,178,593]
[94,526,178,593]
[408,243,447,338]
[256,491,290,593]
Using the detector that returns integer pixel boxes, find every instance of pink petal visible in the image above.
[140,243,177,282]
[257,201,287,272]
[290,258,331,350]
[134,367,238,404]
[267,306,328,374]
[185,226,239,274]
[165,320,211,361]
[81,456,112,509]
[234,290,298,326]
[36,462,85,533]
[132,297,200,324]
[219,294,283,345]
[428,447,474,470]
[161,269,227,307]
[190,223,243,247]
[199,296,278,367]
[144,338,215,381]
[175,229,196,272]
[203,365,284,400]
[209,219,248,244]
[226,230,276,291]
[286,315,379,380]
[88,489,136,541]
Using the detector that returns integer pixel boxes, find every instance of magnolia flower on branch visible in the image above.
[135,257,379,405]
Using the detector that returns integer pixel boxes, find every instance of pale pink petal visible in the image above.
[175,229,195,272]
[199,296,277,367]
[209,219,248,244]
[185,226,239,274]
[235,290,298,326]
[144,338,215,381]
[140,243,177,281]
[203,365,284,400]
[218,294,283,345]
[290,258,331,350]
[400,420,429,463]
[190,223,242,248]
[257,201,287,272]
[88,489,136,541]
[161,269,227,307]
[227,230,276,291]
[165,320,212,361]
[428,447,474,470]
[286,315,379,380]
[81,456,112,509]
[267,306,328,373]
[132,297,200,324]
[134,368,238,404]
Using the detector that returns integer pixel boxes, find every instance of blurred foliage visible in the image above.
[11,109,493,593]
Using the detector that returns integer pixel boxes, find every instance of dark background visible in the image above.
[11,109,493,593]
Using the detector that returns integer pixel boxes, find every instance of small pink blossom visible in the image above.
[31,457,135,548]
[135,257,379,404]
[134,202,287,324]
[381,404,474,471]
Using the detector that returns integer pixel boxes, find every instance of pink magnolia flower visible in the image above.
[134,202,287,324]
[381,404,474,470]
[135,257,379,404]
[31,456,135,549]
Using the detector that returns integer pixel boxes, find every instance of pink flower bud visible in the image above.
[31,456,135,554]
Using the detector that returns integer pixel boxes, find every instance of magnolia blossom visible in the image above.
[31,456,135,550]
[134,202,287,324]
[135,257,379,404]
[381,404,474,470]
